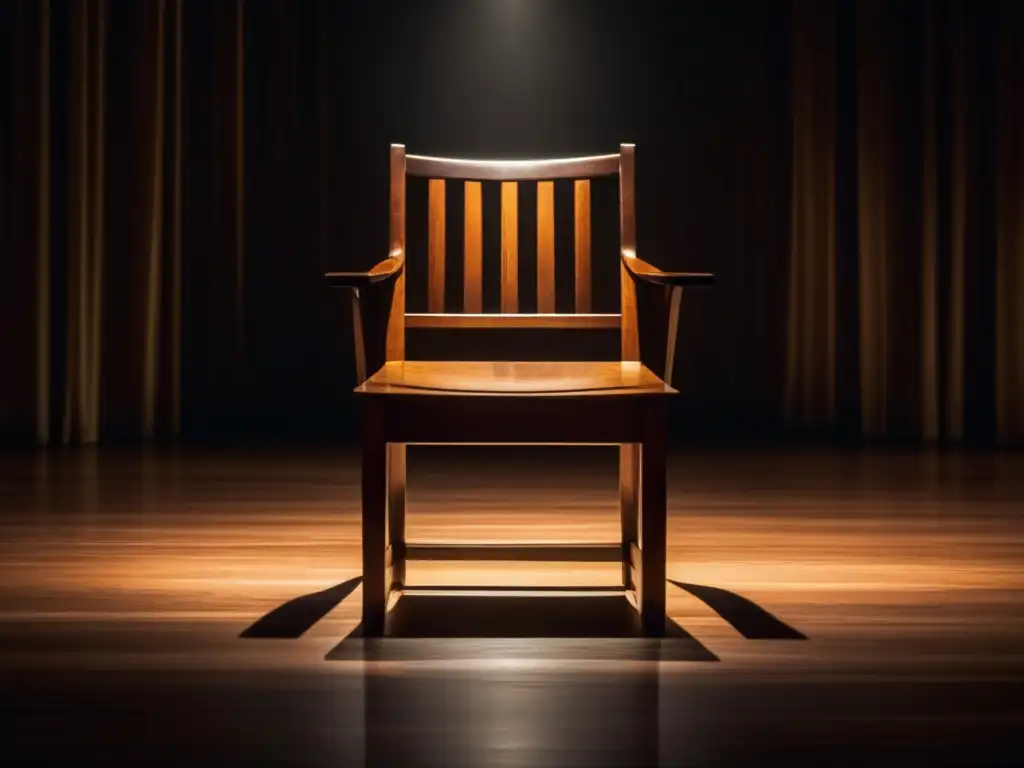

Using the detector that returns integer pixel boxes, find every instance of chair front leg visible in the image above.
[387,443,407,591]
[361,402,388,637]
[639,400,668,636]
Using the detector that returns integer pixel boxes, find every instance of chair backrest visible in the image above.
[386,143,639,362]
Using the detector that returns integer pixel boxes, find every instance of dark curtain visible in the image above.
[2,0,1022,446]
[789,0,1024,443]
[2,0,248,443]
[1,0,337,444]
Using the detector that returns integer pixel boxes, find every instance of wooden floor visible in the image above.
[1,445,1022,766]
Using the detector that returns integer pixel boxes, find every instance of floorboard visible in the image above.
[1,445,1021,765]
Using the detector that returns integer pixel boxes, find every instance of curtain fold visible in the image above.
[2,0,52,444]
[995,1,1024,442]
[787,0,837,430]
[1,0,250,445]
[3,0,1021,446]
[65,0,105,443]
[99,0,182,440]
[789,0,1024,443]
[178,0,247,437]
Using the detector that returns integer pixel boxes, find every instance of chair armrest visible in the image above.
[324,255,403,288]
[620,249,712,387]
[325,252,404,385]
[621,249,714,287]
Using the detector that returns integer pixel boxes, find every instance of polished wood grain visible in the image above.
[324,255,403,287]
[387,145,407,362]
[427,178,445,312]
[333,144,712,639]
[2,448,1022,765]
[355,361,675,396]
[362,401,387,636]
[3,448,1021,638]
[620,442,640,590]
[537,180,556,313]
[618,145,642,588]
[621,250,716,287]
[619,144,639,362]
[574,179,592,313]
[639,399,668,634]
[375,397,652,444]
[500,181,518,313]
[628,541,643,588]
[404,542,623,563]
[404,313,622,329]
[463,181,482,313]
[388,443,406,589]
[406,152,620,180]
[355,359,675,631]
[663,286,683,387]
[328,254,404,385]
[350,289,366,382]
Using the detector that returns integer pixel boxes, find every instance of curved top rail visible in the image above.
[405,152,621,181]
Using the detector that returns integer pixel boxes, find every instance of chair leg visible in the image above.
[619,443,640,592]
[640,402,667,636]
[361,404,388,637]
[387,443,406,590]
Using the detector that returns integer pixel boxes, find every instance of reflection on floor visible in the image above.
[327,590,719,662]
[1,445,1022,765]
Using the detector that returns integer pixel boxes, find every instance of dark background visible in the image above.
[248,0,789,442]
[3,0,1022,446]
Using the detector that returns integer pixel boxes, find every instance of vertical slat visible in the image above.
[427,179,445,312]
[574,179,591,313]
[464,181,483,312]
[619,144,639,360]
[501,181,519,312]
[388,144,406,360]
[536,181,555,313]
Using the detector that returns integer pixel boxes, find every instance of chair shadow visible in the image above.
[669,580,807,640]
[240,576,363,639]
[326,591,719,662]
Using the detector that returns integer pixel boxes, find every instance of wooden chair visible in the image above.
[326,144,713,636]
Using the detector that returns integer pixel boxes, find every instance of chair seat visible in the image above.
[355,361,676,397]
